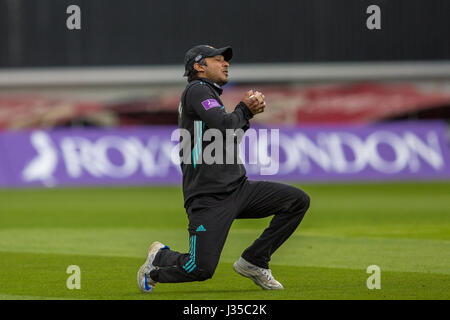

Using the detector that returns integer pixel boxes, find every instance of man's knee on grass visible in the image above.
[189,264,216,281]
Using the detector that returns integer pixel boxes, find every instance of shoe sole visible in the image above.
[137,241,164,293]
[233,261,283,290]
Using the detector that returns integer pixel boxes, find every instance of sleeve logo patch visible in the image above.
[201,99,221,110]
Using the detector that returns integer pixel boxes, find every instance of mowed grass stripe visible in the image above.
[0,228,448,275]
[0,294,74,300]
[0,182,448,231]
[0,251,448,300]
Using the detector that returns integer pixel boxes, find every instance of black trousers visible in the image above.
[150,179,310,283]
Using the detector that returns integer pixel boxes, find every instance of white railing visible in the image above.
[0,61,450,87]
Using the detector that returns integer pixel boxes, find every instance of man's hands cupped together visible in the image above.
[242,90,266,115]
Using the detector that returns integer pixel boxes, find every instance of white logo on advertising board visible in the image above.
[22,131,58,186]
[20,129,446,184]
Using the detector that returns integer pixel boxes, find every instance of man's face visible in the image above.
[196,55,230,86]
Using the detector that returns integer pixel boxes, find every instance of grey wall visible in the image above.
[1,0,449,68]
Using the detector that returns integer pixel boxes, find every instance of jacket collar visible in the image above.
[191,77,223,95]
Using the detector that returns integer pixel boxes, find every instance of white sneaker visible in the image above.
[233,257,284,290]
[137,241,168,293]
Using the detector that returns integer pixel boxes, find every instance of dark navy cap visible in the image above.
[183,45,233,76]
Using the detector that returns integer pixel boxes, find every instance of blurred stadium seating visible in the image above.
[0,0,449,187]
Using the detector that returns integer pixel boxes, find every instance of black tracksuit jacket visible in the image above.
[178,77,254,208]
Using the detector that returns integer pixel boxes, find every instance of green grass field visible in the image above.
[0,181,449,300]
